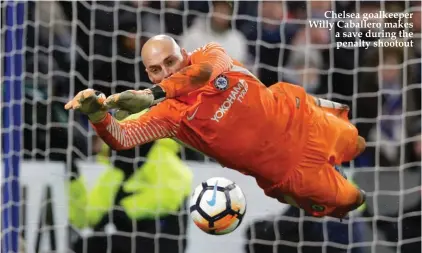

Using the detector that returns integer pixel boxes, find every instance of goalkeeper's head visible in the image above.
[141,34,189,84]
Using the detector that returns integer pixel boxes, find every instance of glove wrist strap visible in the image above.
[150,85,166,105]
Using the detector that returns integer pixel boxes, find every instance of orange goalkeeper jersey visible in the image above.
[92,43,339,187]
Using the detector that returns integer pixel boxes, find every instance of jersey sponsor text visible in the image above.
[211,79,248,123]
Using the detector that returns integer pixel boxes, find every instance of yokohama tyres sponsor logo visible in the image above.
[211,79,248,123]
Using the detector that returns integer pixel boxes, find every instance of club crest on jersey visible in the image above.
[214,75,228,91]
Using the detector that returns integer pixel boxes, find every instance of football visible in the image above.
[189,177,247,235]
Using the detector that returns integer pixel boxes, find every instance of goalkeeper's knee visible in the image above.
[356,136,366,157]
[347,136,367,161]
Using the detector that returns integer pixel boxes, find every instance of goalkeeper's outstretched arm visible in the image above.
[91,106,178,151]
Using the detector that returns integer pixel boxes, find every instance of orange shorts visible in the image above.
[264,97,361,217]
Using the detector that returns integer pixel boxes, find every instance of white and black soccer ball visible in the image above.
[189,177,247,235]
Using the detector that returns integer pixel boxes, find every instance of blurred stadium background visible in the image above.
[1,1,421,253]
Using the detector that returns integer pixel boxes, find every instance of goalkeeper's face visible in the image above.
[142,36,189,84]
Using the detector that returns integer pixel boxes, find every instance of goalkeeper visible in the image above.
[65,35,366,218]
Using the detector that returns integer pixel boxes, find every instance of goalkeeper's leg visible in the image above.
[259,162,366,219]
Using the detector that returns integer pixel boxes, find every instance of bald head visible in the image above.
[141,35,179,60]
[142,35,188,83]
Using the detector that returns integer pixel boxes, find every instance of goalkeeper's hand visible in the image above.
[103,89,155,120]
[64,89,108,123]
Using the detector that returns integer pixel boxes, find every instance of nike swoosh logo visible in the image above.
[186,106,200,121]
[207,180,218,206]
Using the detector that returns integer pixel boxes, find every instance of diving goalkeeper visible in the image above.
[65,35,366,218]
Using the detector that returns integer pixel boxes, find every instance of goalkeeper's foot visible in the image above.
[329,188,367,219]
